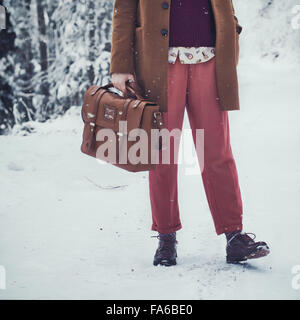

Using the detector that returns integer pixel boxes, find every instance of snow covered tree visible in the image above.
[36,0,50,119]
[0,0,16,134]
[0,0,113,134]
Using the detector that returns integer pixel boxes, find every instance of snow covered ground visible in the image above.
[0,59,300,300]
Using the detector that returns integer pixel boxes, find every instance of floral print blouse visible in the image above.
[168,46,216,64]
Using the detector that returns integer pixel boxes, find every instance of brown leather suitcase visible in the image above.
[80,81,165,172]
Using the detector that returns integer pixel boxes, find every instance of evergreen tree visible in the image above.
[0,0,16,134]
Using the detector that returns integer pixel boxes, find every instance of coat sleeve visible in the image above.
[109,0,138,75]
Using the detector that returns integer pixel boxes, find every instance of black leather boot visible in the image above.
[152,232,178,266]
[226,231,270,263]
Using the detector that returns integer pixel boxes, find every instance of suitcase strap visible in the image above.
[153,111,164,130]
[85,89,107,150]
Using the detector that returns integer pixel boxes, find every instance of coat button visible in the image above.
[161,28,168,37]
[162,2,169,9]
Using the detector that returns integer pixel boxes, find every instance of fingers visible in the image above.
[115,79,126,94]
[127,74,135,83]
[111,80,126,95]
[119,82,127,95]
[111,73,135,95]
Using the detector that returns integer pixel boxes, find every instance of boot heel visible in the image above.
[226,255,246,264]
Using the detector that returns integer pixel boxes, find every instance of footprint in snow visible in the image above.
[7,162,24,171]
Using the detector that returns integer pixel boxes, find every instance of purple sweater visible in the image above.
[169,0,216,47]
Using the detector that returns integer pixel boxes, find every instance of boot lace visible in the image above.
[151,234,178,256]
[227,232,256,246]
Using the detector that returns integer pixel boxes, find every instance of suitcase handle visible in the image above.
[100,81,144,100]
[124,80,145,100]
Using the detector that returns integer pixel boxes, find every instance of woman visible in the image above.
[110,0,270,266]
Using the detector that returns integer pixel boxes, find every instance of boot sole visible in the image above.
[227,246,270,264]
[153,259,177,267]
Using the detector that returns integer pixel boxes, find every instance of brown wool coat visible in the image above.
[109,0,243,112]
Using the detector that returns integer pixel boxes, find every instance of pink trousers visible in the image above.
[148,56,243,235]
